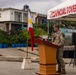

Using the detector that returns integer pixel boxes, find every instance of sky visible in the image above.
[0,0,65,14]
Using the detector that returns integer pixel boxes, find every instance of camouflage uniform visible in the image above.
[50,30,65,70]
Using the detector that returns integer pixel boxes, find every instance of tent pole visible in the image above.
[47,19,50,41]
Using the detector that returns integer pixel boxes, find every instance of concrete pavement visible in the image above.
[0,47,72,63]
[0,47,39,62]
[0,47,75,64]
[0,61,75,75]
[0,48,76,75]
[0,61,39,75]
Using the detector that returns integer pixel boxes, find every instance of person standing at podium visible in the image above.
[50,24,66,74]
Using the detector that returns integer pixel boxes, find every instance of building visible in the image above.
[0,7,47,32]
[35,14,47,24]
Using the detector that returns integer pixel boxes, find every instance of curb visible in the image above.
[0,56,39,62]
[0,56,23,62]
[17,47,39,56]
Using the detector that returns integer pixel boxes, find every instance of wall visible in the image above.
[0,10,11,21]
[10,10,15,21]
[0,23,6,31]
[23,13,27,22]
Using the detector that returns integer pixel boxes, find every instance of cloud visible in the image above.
[0,0,65,14]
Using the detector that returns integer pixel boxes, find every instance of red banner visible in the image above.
[50,4,76,18]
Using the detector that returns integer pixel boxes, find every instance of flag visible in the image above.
[28,10,34,51]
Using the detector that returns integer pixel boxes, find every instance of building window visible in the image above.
[18,14,21,21]
[31,15,33,18]
[11,12,13,15]
[42,19,47,24]
[0,13,1,17]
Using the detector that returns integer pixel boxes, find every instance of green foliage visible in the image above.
[34,28,47,37]
[0,23,48,46]
[9,27,47,45]
[60,21,76,28]
[0,29,9,44]
[33,23,47,32]
[10,30,28,44]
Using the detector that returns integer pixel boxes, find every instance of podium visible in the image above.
[35,38,60,75]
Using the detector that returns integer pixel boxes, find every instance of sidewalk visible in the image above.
[19,47,73,64]
[0,47,74,63]
[0,47,39,62]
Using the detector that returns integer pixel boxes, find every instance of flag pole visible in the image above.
[26,32,28,58]
[21,8,32,70]
[26,20,29,58]
[26,9,30,58]
[26,9,31,58]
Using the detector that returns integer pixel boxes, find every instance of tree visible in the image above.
[0,29,9,44]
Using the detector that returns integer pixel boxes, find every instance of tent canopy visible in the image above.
[47,0,76,21]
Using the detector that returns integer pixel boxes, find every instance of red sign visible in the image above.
[50,4,76,18]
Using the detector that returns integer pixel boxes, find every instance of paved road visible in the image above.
[0,61,75,75]
[0,48,76,75]
[0,61,39,75]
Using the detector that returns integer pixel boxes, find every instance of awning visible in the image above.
[47,0,76,21]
